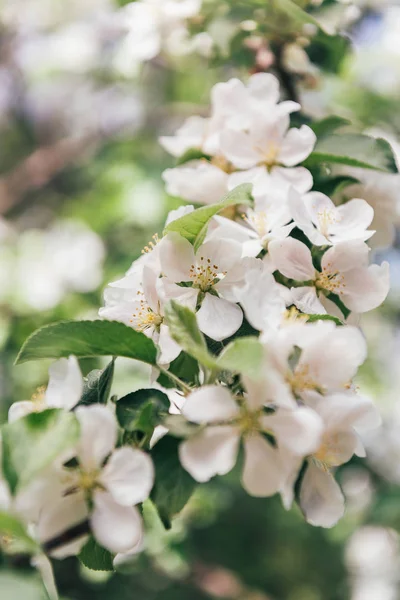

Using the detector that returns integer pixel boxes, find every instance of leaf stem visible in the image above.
[158,367,191,395]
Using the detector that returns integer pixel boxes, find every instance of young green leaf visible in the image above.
[79,536,114,572]
[176,148,211,165]
[79,359,115,406]
[164,183,253,250]
[310,116,350,137]
[15,320,157,366]
[150,436,196,529]
[305,134,398,173]
[217,337,265,380]
[0,511,40,555]
[306,314,343,326]
[1,409,80,494]
[116,388,170,433]
[163,301,217,370]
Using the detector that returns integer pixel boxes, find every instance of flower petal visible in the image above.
[196,294,243,341]
[75,405,117,471]
[262,407,323,455]
[8,401,35,423]
[268,238,315,281]
[241,433,282,497]
[299,462,345,528]
[45,356,83,411]
[158,323,182,365]
[100,447,154,506]
[179,425,240,482]
[341,262,390,313]
[91,491,143,554]
[160,232,196,282]
[181,385,240,424]
[278,125,316,166]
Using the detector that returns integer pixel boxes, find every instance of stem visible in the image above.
[42,520,91,554]
[158,367,191,394]
[274,43,299,104]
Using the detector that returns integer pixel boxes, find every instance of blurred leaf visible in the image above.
[79,359,115,406]
[151,436,196,529]
[157,352,199,388]
[0,511,39,554]
[217,337,265,380]
[310,116,350,137]
[2,409,79,494]
[79,536,114,572]
[15,321,157,366]
[305,134,399,173]
[0,572,48,600]
[316,176,360,198]
[164,301,217,370]
[116,388,169,433]
[164,183,253,250]
[176,149,211,165]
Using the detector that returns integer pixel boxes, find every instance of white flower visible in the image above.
[38,405,154,556]
[268,238,390,314]
[8,356,83,422]
[160,115,210,158]
[281,392,380,527]
[162,161,229,204]
[289,190,375,246]
[178,385,322,496]
[220,113,316,178]
[99,258,181,365]
[159,232,244,340]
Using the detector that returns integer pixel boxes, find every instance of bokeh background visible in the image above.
[2,0,400,598]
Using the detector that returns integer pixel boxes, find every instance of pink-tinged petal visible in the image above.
[241,433,283,497]
[100,447,154,506]
[321,240,370,273]
[262,407,323,455]
[268,238,315,281]
[179,426,240,482]
[278,125,316,166]
[160,233,196,282]
[290,286,326,315]
[91,491,143,554]
[220,129,261,169]
[181,385,240,424]
[75,405,117,471]
[198,238,242,273]
[45,356,83,411]
[288,189,327,246]
[196,294,243,341]
[37,492,89,559]
[333,199,374,241]
[299,462,345,528]
[341,262,390,313]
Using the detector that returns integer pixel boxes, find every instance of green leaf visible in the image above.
[150,436,196,529]
[0,572,48,600]
[217,337,265,380]
[164,301,217,370]
[2,409,80,494]
[164,183,253,250]
[157,352,199,389]
[79,359,115,406]
[310,116,350,138]
[176,148,211,165]
[306,314,343,326]
[15,320,157,366]
[0,511,39,554]
[305,134,398,173]
[267,0,322,34]
[316,175,360,198]
[116,388,169,433]
[79,536,114,571]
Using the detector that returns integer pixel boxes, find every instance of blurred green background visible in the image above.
[2,0,400,598]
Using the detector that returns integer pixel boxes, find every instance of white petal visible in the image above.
[37,492,89,559]
[100,447,154,506]
[271,166,313,193]
[8,401,35,422]
[268,238,315,281]
[197,238,242,273]
[75,405,117,471]
[91,491,143,554]
[159,116,208,157]
[299,462,345,528]
[157,323,181,365]
[279,125,316,166]
[341,262,390,313]
[31,555,59,600]
[162,162,228,204]
[241,433,283,497]
[196,294,243,341]
[290,286,326,315]
[159,232,196,282]
[181,385,240,424]
[179,426,240,482]
[238,264,286,331]
[45,356,83,411]
[321,240,369,273]
[333,199,374,241]
[220,129,260,169]
[247,72,280,104]
[262,407,323,455]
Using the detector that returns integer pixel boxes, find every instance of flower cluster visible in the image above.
[2,72,393,590]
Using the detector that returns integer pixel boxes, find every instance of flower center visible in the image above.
[189,256,224,291]
[256,141,279,167]
[283,306,309,324]
[289,363,319,394]
[79,469,100,492]
[237,407,261,435]
[315,265,345,294]
[210,155,234,173]
[243,209,269,239]
[313,433,343,468]
[316,208,338,237]
[141,233,159,255]
[130,294,163,332]
[30,386,47,411]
